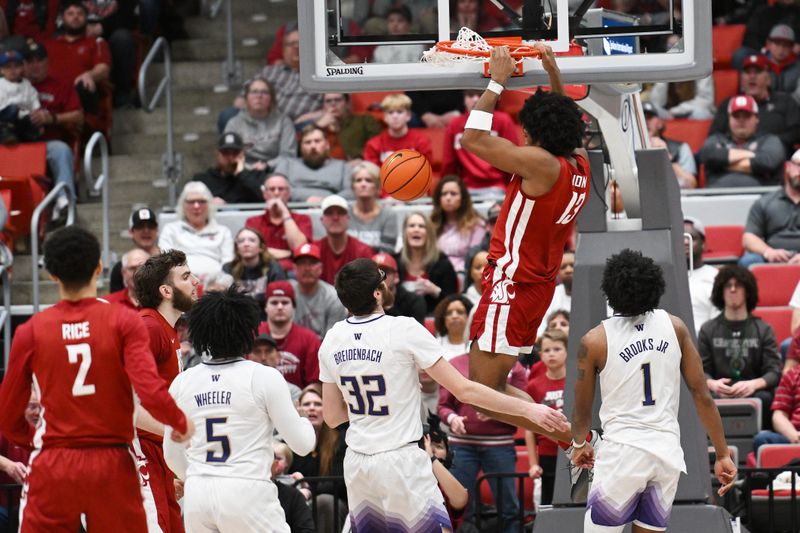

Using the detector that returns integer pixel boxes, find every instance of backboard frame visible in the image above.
[298,0,711,92]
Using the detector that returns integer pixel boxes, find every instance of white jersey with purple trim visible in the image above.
[318,313,443,455]
[600,309,686,473]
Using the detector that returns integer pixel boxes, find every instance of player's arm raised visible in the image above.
[673,315,737,496]
[424,358,568,433]
[460,45,562,196]
[322,382,351,429]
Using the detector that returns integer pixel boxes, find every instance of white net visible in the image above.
[421,27,530,65]
[421,27,493,64]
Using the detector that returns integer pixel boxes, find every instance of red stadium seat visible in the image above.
[497,90,529,123]
[425,127,445,171]
[757,444,800,468]
[712,69,740,107]
[753,307,793,342]
[702,225,744,262]
[350,92,395,121]
[663,118,712,154]
[712,24,746,69]
[0,143,48,241]
[424,317,436,335]
[751,264,800,307]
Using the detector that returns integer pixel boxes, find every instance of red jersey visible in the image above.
[138,308,182,443]
[771,365,800,430]
[104,287,139,311]
[0,299,186,449]
[525,373,565,456]
[488,154,590,284]
[442,111,518,190]
[45,34,111,87]
[363,128,434,166]
[314,236,374,285]
[32,75,81,141]
[1,0,59,40]
[258,322,320,388]
[245,211,313,271]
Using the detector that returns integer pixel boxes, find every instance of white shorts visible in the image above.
[585,440,682,532]
[345,445,452,532]
[184,476,289,533]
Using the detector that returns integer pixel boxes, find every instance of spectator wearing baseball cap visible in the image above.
[224,75,297,171]
[247,333,302,401]
[740,148,800,269]
[683,217,719,334]
[108,207,161,292]
[314,195,374,285]
[193,132,266,204]
[763,24,800,97]
[710,53,800,154]
[258,280,321,389]
[373,251,426,325]
[641,101,697,189]
[289,243,346,339]
[699,94,786,187]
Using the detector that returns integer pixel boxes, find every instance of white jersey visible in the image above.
[599,309,686,472]
[164,358,315,481]
[319,313,443,455]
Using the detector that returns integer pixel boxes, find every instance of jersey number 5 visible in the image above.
[205,417,231,463]
[66,343,96,397]
[340,375,389,416]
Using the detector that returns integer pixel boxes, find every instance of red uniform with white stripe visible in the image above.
[471,154,590,355]
[138,308,185,533]
[0,298,187,532]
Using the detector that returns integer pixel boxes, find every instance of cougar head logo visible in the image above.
[490,279,516,304]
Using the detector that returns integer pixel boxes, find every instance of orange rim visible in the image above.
[434,37,541,59]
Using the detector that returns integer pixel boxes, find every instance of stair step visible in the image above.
[171,38,266,62]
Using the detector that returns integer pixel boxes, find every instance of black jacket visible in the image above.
[396,252,459,315]
[276,482,315,533]
[194,167,265,204]
[386,285,427,325]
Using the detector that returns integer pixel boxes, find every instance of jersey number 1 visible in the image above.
[67,343,96,397]
[641,363,656,406]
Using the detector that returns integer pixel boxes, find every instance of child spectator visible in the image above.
[363,93,433,165]
[0,49,41,143]
[524,329,567,505]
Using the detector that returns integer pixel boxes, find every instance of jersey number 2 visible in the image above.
[66,343,96,397]
[340,375,388,416]
[641,363,656,406]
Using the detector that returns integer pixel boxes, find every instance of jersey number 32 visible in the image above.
[340,375,389,416]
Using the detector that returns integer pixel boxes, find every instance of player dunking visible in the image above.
[460,47,595,466]
[319,258,568,532]
[571,250,737,532]
[163,288,316,532]
[0,226,194,532]
[133,249,200,533]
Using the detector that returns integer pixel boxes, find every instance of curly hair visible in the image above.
[602,249,665,316]
[43,226,100,291]
[518,89,584,157]
[188,286,261,359]
[433,294,473,336]
[134,250,187,309]
[430,175,483,237]
[710,265,758,313]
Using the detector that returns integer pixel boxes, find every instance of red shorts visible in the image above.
[20,446,147,532]
[140,437,184,533]
[470,265,555,356]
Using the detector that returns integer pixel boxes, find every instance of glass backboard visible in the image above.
[298,0,710,92]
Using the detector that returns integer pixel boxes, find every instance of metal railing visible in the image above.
[31,182,76,313]
[208,0,241,87]
[83,131,111,283]
[138,37,182,207]
[0,242,12,373]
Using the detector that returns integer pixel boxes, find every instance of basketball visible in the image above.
[380,149,432,202]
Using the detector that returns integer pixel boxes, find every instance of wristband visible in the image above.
[487,80,505,96]
[571,439,587,449]
[465,110,493,132]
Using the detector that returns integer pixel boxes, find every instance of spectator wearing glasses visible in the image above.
[194,132,265,204]
[224,76,297,171]
[245,173,313,272]
[308,93,382,161]
[158,181,234,280]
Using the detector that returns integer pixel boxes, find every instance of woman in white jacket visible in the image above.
[159,181,234,280]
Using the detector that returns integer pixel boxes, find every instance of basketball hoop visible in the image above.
[422,27,541,76]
